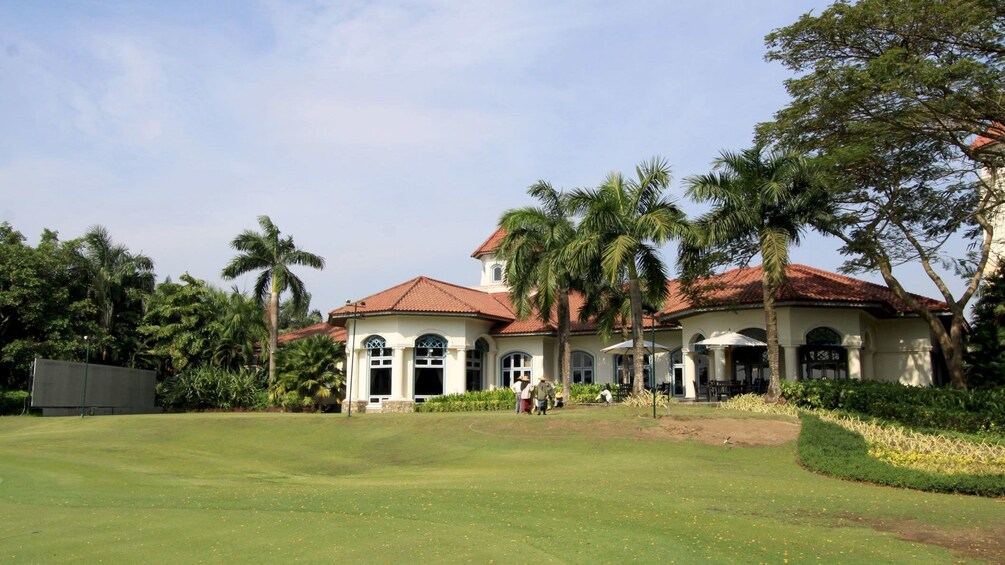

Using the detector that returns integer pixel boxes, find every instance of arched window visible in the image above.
[364,335,392,403]
[466,338,488,392]
[733,327,768,384]
[800,327,847,380]
[690,335,710,400]
[500,352,532,387]
[614,354,651,387]
[491,263,504,283]
[414,334,446,401]
[571,351,594,384]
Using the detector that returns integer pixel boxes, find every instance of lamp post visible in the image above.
[81,335,90,419]
[345,300,366,418]
[650,312,657,419]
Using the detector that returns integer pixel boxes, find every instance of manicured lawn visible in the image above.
[1,407,1002,563]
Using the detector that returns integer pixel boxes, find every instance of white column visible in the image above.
[684,351,696,399]
[449,347,467,394]
[393,347,408,399]
[711,346,727,382]
[783,345,799,382]
[348,346,364,402]
[847,346,862,380]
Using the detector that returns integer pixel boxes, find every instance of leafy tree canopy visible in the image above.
[0,223,96,389]
[760,0,1005,389]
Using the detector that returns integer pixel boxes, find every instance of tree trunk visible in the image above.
[268,290,280,385]
[762,278,783,403]
[557,290,572,401]
[628,275,646,395]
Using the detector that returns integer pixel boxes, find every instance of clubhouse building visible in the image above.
[306,228,951,413]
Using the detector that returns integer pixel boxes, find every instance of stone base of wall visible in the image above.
[343,400,368,414]
[380,400,415,413]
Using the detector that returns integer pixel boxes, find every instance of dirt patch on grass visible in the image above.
[472,411,799,447]
[647,416,800,446]
[837,513,1005,563]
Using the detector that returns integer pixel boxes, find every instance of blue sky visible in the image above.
[0,0,968,314]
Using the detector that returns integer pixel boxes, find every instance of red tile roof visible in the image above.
[471,227,507,258]
[289,263,949,349]
[328,276,516,323]
[973,135,998,149]
[487,290,615,335]
[661,263,949,319]
[277,322,348,345]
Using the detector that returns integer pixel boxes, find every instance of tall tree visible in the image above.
[0,223,95,389]
[137,273,216,377]
[965,262,1005,388]
[569,157,688,395]
[683,144,832,402]
[78,225,155,363]
[278,292,323,333]
[208,286,267,371]
[497,181,579,401]
[221,216,325,385]
[761,0,1005,389]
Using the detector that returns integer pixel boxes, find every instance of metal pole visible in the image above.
[651,313,657,419]
[81,336,90,419]
[346,301,356,418]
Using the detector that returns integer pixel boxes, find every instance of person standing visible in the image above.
[534,376,555,415]
[510,376,524,413]
[519,376,534,414]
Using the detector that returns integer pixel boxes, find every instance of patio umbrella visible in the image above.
[600,339,671,355]
[694,331,767,347]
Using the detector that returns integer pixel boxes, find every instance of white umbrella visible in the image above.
[694,332,767,347]
[600,339,671,355]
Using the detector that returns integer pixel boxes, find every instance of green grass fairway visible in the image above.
[1,407,1003,563]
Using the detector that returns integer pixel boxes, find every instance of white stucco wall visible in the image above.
[869,318,934,386]
[343,314,497,405]
[678,306,936,396]
[981,164,1005,276]
[340,303,939,408]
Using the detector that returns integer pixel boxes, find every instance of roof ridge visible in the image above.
[391,277,427,310]
[420,277,486,313]
[471,227,506,258]
[789,264,947,308]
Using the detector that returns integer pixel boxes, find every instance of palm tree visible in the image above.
[685,143,831,402]
[208,286,267,370]
[79,225,156,362]
[221,216,325,385]
[569,157,689,395]
[273,334,345,411]
[497,181,579,400]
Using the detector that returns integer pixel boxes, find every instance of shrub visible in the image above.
[797,413,1005,497]
[158,366,266,411]
[273,335,344,411]
[720,393,799,417]
[622,390,676,408]
[780,380,1004,435]
[414,389,516,413]
[0,390,30,415]
[570,383,604,404]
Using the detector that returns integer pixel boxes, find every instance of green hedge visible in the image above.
[570,383,605,404]
[1,390,30,415]
[414,389,516,413]
[781,380,1004,435]
[797,413,1005,497]
[157,366,266,411]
